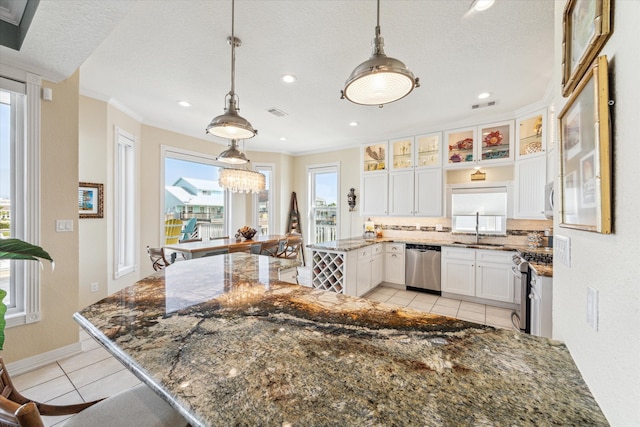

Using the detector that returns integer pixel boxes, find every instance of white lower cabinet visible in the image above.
[442,247,515,303]
[356,244,383,296]
[384,243,405,284]
[441,247,475,296]
[475,250,515,303]
[312,245,383,298]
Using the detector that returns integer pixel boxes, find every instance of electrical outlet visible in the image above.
[415,223,421,231]
[90,282,99,292]
[586,286,599,331]
[435,224,443,231]
[554,235,571,267]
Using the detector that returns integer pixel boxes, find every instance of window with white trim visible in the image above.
[0,70,42,327]
[252,164,274,235]
[114,127,136,278]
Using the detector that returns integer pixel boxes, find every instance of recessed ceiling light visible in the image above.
[280,137,287,141]
[177,100,191,107]
[349,121,359,127]
[281,74,297,83]
[477,92,491,99]
[471,0,495,12]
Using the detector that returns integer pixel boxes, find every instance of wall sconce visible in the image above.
[347,188,357,211]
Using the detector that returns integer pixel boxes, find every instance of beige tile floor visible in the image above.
[13,266,517,426]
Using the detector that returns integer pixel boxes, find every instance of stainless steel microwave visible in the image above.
[544,182,554,219]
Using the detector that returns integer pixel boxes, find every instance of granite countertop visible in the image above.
[308,237,554,277]
[74,253,602,426]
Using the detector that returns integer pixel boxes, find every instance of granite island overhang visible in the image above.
[74,253,606,426]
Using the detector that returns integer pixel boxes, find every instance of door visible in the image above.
[308,164,339,245]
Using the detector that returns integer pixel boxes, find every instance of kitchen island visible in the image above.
[74,253,605,426]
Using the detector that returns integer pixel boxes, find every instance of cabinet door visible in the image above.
[362,141,388,173]
[357,257,372,296]
[361,173,388,215]
[414,168,442,217]
[441,249,475,296]
[445,127,476,168]
[516,109,546,160]
[390,137,414,170]
[514,156,546,219]
[385,252,405,284]
[478,120,514,165]
[476,261,514,302]
[371,253,384,288]
[389,170,414,216]
[415,132,442,168]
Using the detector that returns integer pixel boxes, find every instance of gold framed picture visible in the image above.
[558,56,611,233]
[561,0,612,97]
[78,182,104,219]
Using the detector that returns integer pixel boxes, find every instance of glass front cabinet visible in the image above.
[445,121,514,168]
[390,137,414,170]
[362,141,388,173]
[415,132,442,168]
[515,109,547,160]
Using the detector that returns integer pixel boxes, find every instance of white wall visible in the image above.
[552,1,640,425]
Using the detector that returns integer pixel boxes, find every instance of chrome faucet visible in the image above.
[475,212,480,244]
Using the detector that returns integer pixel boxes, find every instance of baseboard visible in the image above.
[6,342,83,376]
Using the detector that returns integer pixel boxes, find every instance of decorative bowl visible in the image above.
[237,226,257,240]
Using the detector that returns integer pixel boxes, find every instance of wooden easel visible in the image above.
[286,192,305,265]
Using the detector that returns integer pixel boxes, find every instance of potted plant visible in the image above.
[0,239,53,350]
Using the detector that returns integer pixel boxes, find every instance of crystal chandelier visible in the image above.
[219,168,265,193]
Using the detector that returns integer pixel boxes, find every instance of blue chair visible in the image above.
[181,218,197,241]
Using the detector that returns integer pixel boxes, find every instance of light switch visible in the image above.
[554,235,570,267]
[56,219,73,232]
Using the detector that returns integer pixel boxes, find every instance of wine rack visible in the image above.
[311,250,345,294]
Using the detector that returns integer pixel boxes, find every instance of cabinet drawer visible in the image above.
[357,247,372,259]
[279,268,298,284]
[385,243,405,254]
[371,244,384,256]
[476,249,515,264]
[442,247,475,261]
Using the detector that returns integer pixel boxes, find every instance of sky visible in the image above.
[0,103,10,199]
[165,158,219,186]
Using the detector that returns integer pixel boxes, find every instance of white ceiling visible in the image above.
[0,0,554,156]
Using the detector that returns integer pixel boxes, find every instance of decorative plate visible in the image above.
[484,131,503,146]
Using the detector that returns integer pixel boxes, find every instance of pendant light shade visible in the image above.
[206,1,257,139]
[341,0,419,106]
[216,140,248,164]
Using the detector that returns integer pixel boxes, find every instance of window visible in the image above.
[451,186,507,235]
[162,146,229,241]
[0,70,42,326]
[114,127,136,278]
[308,164,339,244]
[253,164,274,235]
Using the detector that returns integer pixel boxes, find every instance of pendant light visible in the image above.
[341,0,419,107]
[206,0,257,139]
[217,140,248,164]
[219,167,266,193]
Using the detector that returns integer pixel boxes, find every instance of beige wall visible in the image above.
[551,1,640,425]
[4,73,81,362]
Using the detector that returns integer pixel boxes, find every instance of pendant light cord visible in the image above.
[230,0,236,97]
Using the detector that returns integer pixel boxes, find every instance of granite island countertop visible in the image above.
[74,254,598,426]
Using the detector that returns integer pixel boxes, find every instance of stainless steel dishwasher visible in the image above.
[405,244,442,295]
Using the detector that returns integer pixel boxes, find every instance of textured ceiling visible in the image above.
[1,0,554,156]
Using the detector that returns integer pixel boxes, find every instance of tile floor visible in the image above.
[13,266,517,426]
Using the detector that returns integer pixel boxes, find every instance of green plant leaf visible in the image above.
[0,239,53,263]
[0,289,6,351]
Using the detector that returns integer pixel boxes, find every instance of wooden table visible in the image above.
[165,234,287,259]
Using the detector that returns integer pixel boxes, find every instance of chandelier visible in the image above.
[205,0,257,139]
[219,168,265,193]
[341,0,419,107]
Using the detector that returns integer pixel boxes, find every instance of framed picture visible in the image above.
[558,55,611,233]
[561,0,612,97]
[78,182,104,219]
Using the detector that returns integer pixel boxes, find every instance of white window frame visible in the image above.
[307,163,340,244]
[1,66,42,327]
[252,163,275,235]
[160,145,231,241]
[113,127,137,278]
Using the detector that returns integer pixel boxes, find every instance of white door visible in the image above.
[308,164,339,244]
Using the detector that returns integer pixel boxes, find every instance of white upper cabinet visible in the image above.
[515,109,547,160]
[415,132,443,169]
[390,136,414,171]
[361,141,388,173]
[445,121,515,168]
